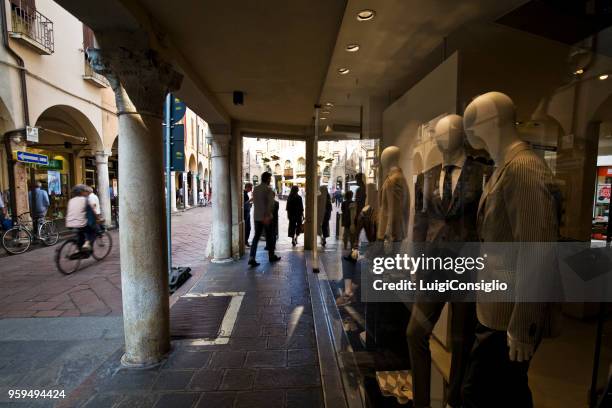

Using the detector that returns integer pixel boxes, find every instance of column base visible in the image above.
[211,257,233,264]
[120,352,165,370]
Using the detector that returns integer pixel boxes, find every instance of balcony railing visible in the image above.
[83,61,109,88]
[9,1,54,55]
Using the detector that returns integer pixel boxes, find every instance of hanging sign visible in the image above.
[26,126,39,143]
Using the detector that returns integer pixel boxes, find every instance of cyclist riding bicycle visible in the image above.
[65,184,98,256]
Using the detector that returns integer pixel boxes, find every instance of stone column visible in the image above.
[87,44,182,368]
[170,171,177,212]
[192,172,198,206]
[230,126,243,257]
[211,133,232,262]
[95,150,112,227]
[304,136,317,250]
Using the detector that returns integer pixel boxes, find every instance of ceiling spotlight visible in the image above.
[574,69,584,75]
[346,44,360,52]
[320,117,327,120]
[338,68,350,75]
[325,102,334,107]
[321,110,330,115]
[357,10,375,21]
[599,74,609,80]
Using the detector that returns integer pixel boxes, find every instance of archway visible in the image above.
[187,154,197,206]
[31,105,103,220]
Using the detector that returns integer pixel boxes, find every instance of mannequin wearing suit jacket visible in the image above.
[408,114,481,408]
[377,146,410,242]
[461,92,560,408]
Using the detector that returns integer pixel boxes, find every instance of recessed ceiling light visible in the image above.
[357,10,375,21]
[325,102,334,107]
[320,117,327,120]
[338,68,350,75]
[600,74,609,80]
[321,110,330,115]
[574,69,584,75]
[346,44,360,52]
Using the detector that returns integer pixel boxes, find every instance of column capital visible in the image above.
[87,45,182,118]
[95,149,112,163]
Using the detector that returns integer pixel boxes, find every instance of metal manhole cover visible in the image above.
[170,296,231,339]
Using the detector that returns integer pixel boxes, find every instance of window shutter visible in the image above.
[82,24,95,51]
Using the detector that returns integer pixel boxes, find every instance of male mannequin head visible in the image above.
[434,114,465,162]
[463,92,522,164]
[380,146,401,178]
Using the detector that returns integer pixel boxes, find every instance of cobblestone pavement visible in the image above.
[0,207,212,318]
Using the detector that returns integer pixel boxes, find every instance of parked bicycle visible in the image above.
[55,226,113,274]
[2,212,59,255]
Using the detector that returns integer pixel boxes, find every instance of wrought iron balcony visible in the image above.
[9,0,54,55]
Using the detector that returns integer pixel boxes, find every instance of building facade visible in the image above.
[0,0,118,225]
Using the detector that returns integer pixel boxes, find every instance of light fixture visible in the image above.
[346,44,360,52]
[338,67,350,75]
[574,68,584,75]
[321,111,330,115]
[325,102,334,107]
[599,74,609,80]
[320,117,327,120]
[357,10,375,21]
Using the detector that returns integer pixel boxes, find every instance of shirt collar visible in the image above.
[443,152,466,169]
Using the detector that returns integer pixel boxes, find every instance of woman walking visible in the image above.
[286,186,303,246]
[317,185,332,247]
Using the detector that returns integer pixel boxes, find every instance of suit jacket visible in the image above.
[476,142,561,344]
[413,157,484,243]
[377,167,410,241]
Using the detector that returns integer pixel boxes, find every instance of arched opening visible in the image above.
[31,105,103,220]
[187,154,197,206]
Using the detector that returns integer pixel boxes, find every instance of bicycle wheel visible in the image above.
[39,221,59,246]
[92,231,113,260]
[2,227,31,255]
[56,239,81,275]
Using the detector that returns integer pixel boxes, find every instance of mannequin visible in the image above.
[408,114,481,408]
[462,92,560,408]
[377,146,410,241]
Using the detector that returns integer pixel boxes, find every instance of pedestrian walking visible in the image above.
[334,189,342,208]
[198,189,204,206]
[29,181,50,236]
[341,190,355,249]
[248,172,281,267]
[317,185,332,247]
[243,182,253,247]
[286,186,303,247]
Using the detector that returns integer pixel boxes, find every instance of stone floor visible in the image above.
[0,207,212,318]
[57,248,323,408]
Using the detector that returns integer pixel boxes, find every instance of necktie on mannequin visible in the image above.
[442,164,455,210]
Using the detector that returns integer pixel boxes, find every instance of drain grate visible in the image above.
[170,296,231,339]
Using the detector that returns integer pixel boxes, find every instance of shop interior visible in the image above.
[319,8,612,408]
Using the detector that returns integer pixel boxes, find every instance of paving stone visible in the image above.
[33,310,65,317]
[254,367,321,388]
[163,351,212,369]
[101,369,160,392]
[286,388,324,408]
[219,368,255,390]
[228,337,267,351]
[153,370,194,391]
[266,335,315,350]
[153,392,199,408]
[188,369,224,391]
[260,314,285,324]
[208,351,246,368]
[234,390,285,408]
[261,324,286,336]
[82,393,124,408]
[244,351,287,368]
[195,392,236,408]
[287,349,318,366]
[116,394,158,408]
